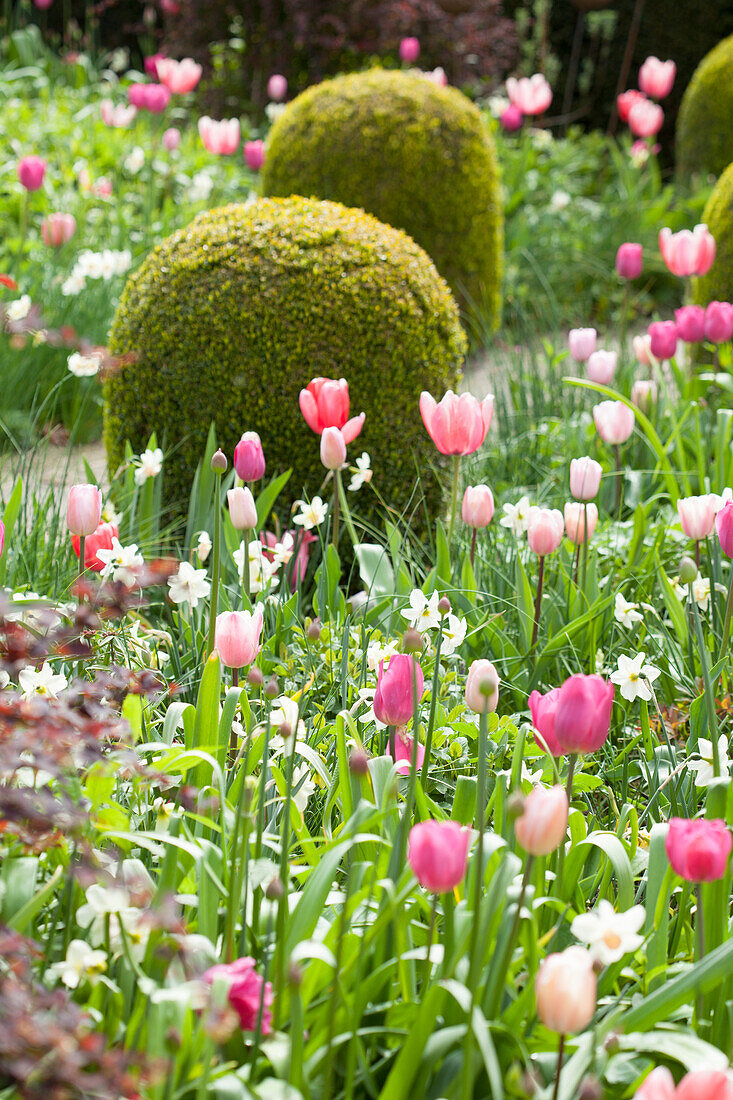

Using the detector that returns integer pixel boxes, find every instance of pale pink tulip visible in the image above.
[267,73,288,101]
[638,56,676,100]
[514,785,569,856]
[527,507,564,557]
[198,116,240,155]
[506,73,552,115]
[214,609,263,669]
[568,327,597,362]
[41,213,76,247]
[462,485,494,528]
[569,456,602,501]
[464,659,500,714]
[677,494,717,541]
[593,401,635,446]
[535,946,596,1033]
[157,57,202,94]
[320,426,347,470]
[66,484,102,537]
[162,127,182,151]
[101,99,137,127]
[631,379,658,411]
[419,390,493,456]
[628,98,663,137]
[659,224,716,278]
[228,486,257,530]
[564,502,598,545]
[633,333,655,366]
[586,349,617,385]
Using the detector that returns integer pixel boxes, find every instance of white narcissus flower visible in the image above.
[402,590,440,631]
[96,537,144,586]
[500,494,532,535]
[571,899,646,964]
[293,497,328,530]
[292,763,316,814]
[441,613,467,656]
[167,561,211,609]
[688,734,730,788]
[366,638,400,672]
[614,592,643,627]
[124,146,145,174]
[134,447,164,485]
[610,651,661,702]
[673,573,711,612]
[76,883,149,956]
[67,351,102,377]
[18,662,68,700]
[6,295,31,321]
[233,540,279,592]
[48,940,107,988]
[348,452,373,492]
[196,531,212,562]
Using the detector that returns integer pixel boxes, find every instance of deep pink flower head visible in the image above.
[41,213,76,247]
[419,390,494,456]
[527,507,564,557]
[389,731,425,775]
[678,494,717,541]
[564,501,598,545]
[586,349,617,384]
[648,320,678,360]
[160,0,181,12]
[506,74,552,115]
[716,501,733,557]
[617,88,645,122]
[214,608,263,669]
[638,56,676,100]
[570,456,602,501]
[515,785,569,856]
[299,377,365,443]
[162,127,181,151]
[233,431,266,482]
[616,242,643,280]
[260,529,315,591]
[66,484,102,537]
[17,156,46,192]
[374,653,423,727]
[157,57,202,94]
[408,820,470,892]
[33,0,54,7]
[399,37,420,63]
[244,140,266,171]
[144,53,165,78]
[593,400,635,446]
[202,957,273,1034]
[674,305,706,343]
[665,817,732,883]
[127,82,171,113]
[462,485,494,528]
[529,686,564,756]
[267,73,288,101]
[0,521,4,557]
[659,224,716,277]
[628,98,663,137]
[101,99,137,127]
[198,116,240,155]
[704,301,733,343]
[553,673,614,754]
[72,521,119,573]
[500,104,523,132]
[568,327,597,362]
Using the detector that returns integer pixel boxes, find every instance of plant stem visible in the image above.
[448,454,461,544]
[332,471,340,549]
[423,893,438,991]
[718,570,733,663]
[531,555,545,649]
[552,1034,566,1100]
[486,857,533,1017]
[242,537,251,609]
[565,753,577,801]
[470,527,477,566]
[420,620,444,787]
[462,707,488,1099]
[695,883,706,959]
[77,534,85,602]
[690,581,720,776]
[614,444,622,516]
[206,469,222,657]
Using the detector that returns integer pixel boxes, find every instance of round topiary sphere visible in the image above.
[105,197,467,527]
[692,160,733,306]
[677,34,733,182]
[261,69,503,325]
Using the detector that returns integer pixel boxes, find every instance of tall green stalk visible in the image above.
[448,454,461,544]
[206,456,225,657]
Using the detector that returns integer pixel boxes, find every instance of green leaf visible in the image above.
[354,542,395,599]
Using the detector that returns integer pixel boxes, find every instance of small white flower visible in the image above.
[292,763,315,814]
[265,102,287,123]
[402,590,441,631]
[168,561,211,609]
[67,351,102,377]
[365,638,400,672]
[233,539,279,592]
[610,651,661,702]
[614,592,643,628]
[571,900,646,964]
[61,272,86,296]
[550,189,571,211]
[500,495,532,536]
[673,572,711,611]
[487,94,510,117]
[7,295,31,321]
[134,447,164,485]
[189,170,214,202]
[688,734,730,788]
[48,940,107,988]
[293,497,328,530]
[441,613,467,656]
[78,250,105,279]
[271,533,295,568]
[124,146,145,174]
[113,249,131,276]
[0,671,9,690]
[196,531,212,563]
[18,662,68,700]
[348,452,373,492]
[96,537,144,585]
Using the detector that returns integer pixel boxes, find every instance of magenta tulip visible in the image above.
[659,224,716,278]
[638,56,676,100]
[202,957,272,1034]
[616,242,643,280]
[408,820,470,892]
[569,456,602,501]
[704,301,733,344]
[552,673,614,754]
[716,501,733,557]
[17,156,46,192]
[299,377,365,443]
[529,687,564,756]
[506,74,552,115]
[399,37,421,63]
[419,390,494,456]
[500,104,523,132]
[373,654,423,727]
[66,484,102,537]
[514,785,569,856]
[593,400,635,445]
[527,507,564,557]
[144,53,165,78]
[648,320,678,360]
[462,485,495,528]
[665,818,732,883]
[233,432,265,482]
[674,305,706,343]
[0,520,5,557]
[244,140,266,171]
[214,609,263,669]
[127,82,171,113]
[390,732,425,775]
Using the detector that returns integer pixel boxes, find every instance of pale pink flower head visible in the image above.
[17,156,46,192]
[399,37,420,64]
[374,654,423,728]
[617,88,645,122]
[677,494,717,541]
[299,377,365,443]
[144,53,165,79]
[665,817,732,883]
[553,673,614,754]
[162,127,181,151]
[41,213,76,247]
[593,400,635,446]
[675,1071,733,1100]
[535,946,596,1033]
[506,73,552,115]
[267,73,288,101]
[157,57,202,94]
[464,659,500,714]
[244,140,266,171]
[564,501,598,545]
[198,116,241,155]
[461,484,494,528]
[526,507,564,557]
[633,333,655,366]
[635,1067,676,1100]
[93,177,113,198]
[638,56,676,100]
[101,99,137,127]
[408,820,469,892]
[66,483,103,537]
[320,426,347,471]
[419,390,493,456]
[424,67,447,86]
[586,349,617,385]
[227,486,257,531]
[659,224,716,277]
[214,608,263,669]
[568,327,597,362]
[631,379,658,411]
[514,785,569,856]
[569,456,602,501]
[202,956,272,1034]
[628,98,664,137]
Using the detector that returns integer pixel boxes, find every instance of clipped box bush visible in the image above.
[677,34,733,182]
[105,196,467,525]
[693,160,733,305]
[262,69,503,324]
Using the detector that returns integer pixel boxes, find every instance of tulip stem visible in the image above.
[332,471,340,549]
[77,534,85,602]
[423,893,438,991]
[690,582,720,776]
[695,884,706,960]
[565,754,577,801]
[486,856,533,1018]
[552,1034,566,1100]
[718,570,733,663]
[448,454,461,545]
[531,555,545,650]
[614,445,622,516]
[206,469,222,657]
[242,538,251,610]
[420,620,443,787]
[470,528,477,567]
[462,709,487,1100]
[581,504,589,595]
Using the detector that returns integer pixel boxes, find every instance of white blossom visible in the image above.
[196,531,212,563]
[571,900,646,964]
[18,662,68,700]
[48,940,107,988]
[614,592,643,627]
[500,495,532,536]
[167,561,211,609]
[293,497,328,530]
[96,537,144,586]
[402,590,440,631]
[67,351,102,377]
[441,613,467,656]
[6,295,31,321]
[348,452,373,492]
[134,447,164,485]
[688,734,730,788]
[610,651,661,702]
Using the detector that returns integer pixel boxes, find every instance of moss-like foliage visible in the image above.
[693,160,733,306]
[677,35,733,182]
[262,68,503,325]
[105,196,467,526]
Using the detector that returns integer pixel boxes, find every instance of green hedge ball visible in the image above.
[677,34,733,182]
[693,160,733,307]
[105,196,467,527]
[262,68,503,325]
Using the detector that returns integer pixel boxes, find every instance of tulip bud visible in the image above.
[568,328,596,363]
[306,618,322,640]
[514,785,569,855]
[506,791,525,821]
[247,667,264,688]
[437,596,451,615]
[278,721,292,740]
[228,486,258,530]
[402,628,423,653]
[66,483,103,537]
[578,1075,602,1100]
[615,243,643,280]
[349,748,369,775]
[569,457,602,501]
[677,494,717,541]
[462,484,495,528]
[593,401,635,446]
[630,379,657,411]
[648,320,678,361]
[374,654,423,726]
[679,555,698,585]
[535,946,597,1033]
[464,659,500,714]
[214,609,263,669]
[586,350,617,385]
[408,820,470,893]
[265,675,279,698]
[234,432,266,481]
[211,448,227,472]
[265,875,284,900]
[320,426,347,470]
[244,140,266,171]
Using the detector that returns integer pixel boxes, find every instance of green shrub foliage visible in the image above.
[677,34,733,181]
[262,68,503,324]
[105,196,467,524]
[693,160,733,306]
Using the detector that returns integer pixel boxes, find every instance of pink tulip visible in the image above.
[419,390,494,456]
[665,817,732,883]
[500,104,523,132]
[17,156,46,192]
[374,654,423,727]
[464,659,500,714]
[198,116,240,155]
[568,327,597,362]
[675,1071,733,1100]
[299,377,365,443]
[535,946,596,1033]
[628,98,663,137]
[616,242,643,280]
[157,57,202,94]
[526,507,564,557]
[228,486,257,530]
[260,529,315,591]
[704,301,733,344]
[390,732,425,775]
[529,687,564,756]
[586,349,617,384]
[716,501,733,557]
[214,609,263,669]
[320,426,347,470]
[244,140,266,171]
[267,73,288,101]
[101,99,137,127]
[144,53,165,79]
[160,0,181,12]
[462,485,494,528]
[569,456,602,501]
[514,785,569,856]
[659,224,716,277]
[66,484,102,537]
[674,305,706,343]
[648,320,678,360]
[162,127,181,151]
[593,400,635,446]
[72,521,119,572]
[424,67,447,86]
[631,379,658,411]
[41,213,76,247]
[553,673,614,754]
[617,89,645,122]
[93,177,113,198]
[399,37,421,63]
[202,957,272,1034]
[0,521,4,557]
[638,56,676,100]
[677,494,717,541]
[635,1067,676,1100]
[408,820,470,892]
[633,333,655,366]
[506,74,552,115]
[564,502,598,545]
[127,83,171,113]
[233,432,265,482]
[33,0,53,7]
